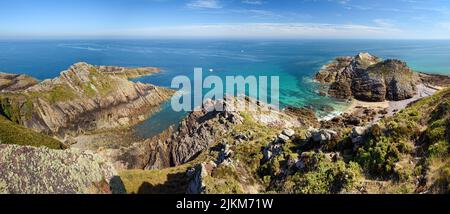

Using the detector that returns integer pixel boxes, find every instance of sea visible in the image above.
[1,39,449,139]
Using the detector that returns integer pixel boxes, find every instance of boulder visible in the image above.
[282,129,296,138]
[310,129,338,143]
[352,126,367,137]
[278,133,291,142]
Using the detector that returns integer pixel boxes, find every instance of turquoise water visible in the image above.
[1,39,450,138]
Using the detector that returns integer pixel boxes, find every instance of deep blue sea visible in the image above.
[1,39,449,138]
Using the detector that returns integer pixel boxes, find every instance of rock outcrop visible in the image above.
[315,52,420,101]
[0,144,121,194]
[144,96,306,169]
[0,73,38,92]
[0,62,173,139]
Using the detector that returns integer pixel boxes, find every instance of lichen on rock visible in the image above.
[0,144,120,194]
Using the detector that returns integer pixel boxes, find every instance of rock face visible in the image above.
[0,73,38,92]
[152,98,245,168]
[186,163,207,194]
[315,52,420,101]
[0,62,173,139]
[144,96,304,169]
[0,144,119,194]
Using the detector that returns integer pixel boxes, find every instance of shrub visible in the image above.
[428,141,449,158]
[356,136,401,177]
[285,158,362,194]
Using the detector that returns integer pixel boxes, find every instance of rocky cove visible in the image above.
[1,53,449,194]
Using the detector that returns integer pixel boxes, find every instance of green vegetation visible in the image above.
[204,165,245,194]
[0,115,66,149]
[0,93,35,123]
[26,84,78,104]
[87,67,115,96]
[351,87,449,192]
[284,158,362,194]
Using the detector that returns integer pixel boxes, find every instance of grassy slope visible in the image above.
[0,115,66,149]
[355,87,450,193]
[118,165,190,194]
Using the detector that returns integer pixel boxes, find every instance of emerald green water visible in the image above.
[1,39,449,138]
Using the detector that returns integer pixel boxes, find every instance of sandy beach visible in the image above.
[342,84,438,123]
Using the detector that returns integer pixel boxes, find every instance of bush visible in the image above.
[356,136,401,177]
[283,154,362,194]
[428,141,449,158]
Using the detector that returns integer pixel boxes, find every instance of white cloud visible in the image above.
[438,22,450,30]
[242,0,265,5]
[373,19,395,28]
[111,22,404,39]
[187,0,222,9]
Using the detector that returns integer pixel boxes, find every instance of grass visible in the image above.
[27,84,78,104]
[118,164,190,194]
[0,115,66,149]
[88,67,115,96]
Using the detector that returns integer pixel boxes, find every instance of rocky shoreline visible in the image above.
[1,53,449,194]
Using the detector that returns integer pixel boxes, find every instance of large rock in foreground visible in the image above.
[0,144,120,194]
[315,52,420,102]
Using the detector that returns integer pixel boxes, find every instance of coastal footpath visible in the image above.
[0,53,449,194]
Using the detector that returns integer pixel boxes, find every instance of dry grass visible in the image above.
[118,165,191,194]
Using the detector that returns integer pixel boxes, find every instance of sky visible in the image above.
[0,0,449,39]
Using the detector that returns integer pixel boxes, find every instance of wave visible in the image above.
[58,44,104,51]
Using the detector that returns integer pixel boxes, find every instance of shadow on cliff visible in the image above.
[110,176,127,194]
[137,172,189,194]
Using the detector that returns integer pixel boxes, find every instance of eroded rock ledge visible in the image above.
[0,63,173,140]
[0,73,38,92]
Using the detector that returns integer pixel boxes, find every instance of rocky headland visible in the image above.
[0,54,449,194]
[0,73,38,92]
[0,63,173,142]
[315,52,422,101]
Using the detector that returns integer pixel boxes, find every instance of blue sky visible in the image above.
[0,0,449,39]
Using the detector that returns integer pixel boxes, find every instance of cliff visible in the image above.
[315,52,423,101]
[0,63,173,140]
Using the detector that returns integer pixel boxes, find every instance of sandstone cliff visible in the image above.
[315,52,421,101]
[0,63,173,140]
